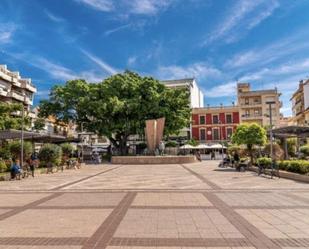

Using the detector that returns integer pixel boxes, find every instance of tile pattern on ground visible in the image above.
[0,161,309,249]
[0,193,51,207]
[65,165,210,190]
[237,208,309,239]
[132,193,212,206]
[115,208,243,238]
[39,193,125,207]
[216,192,308,207]
[0,209,112,237]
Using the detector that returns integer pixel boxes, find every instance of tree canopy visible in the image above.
[231,123,267,163]
[39,71,191,154]
[0,102,30,130]
[232,123,267,149]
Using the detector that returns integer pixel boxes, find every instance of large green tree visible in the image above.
[231,123,267,163]
[0,102,30,130]
[39,71,191,155]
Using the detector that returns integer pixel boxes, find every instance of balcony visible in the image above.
[24,96,33,105]
[0,68,12,82]
[11,77,22,88]
[20,79,37,93]
[241,114,263,120]
[11,91,24,102]
[0,88,8,97]
[241,102,262,107]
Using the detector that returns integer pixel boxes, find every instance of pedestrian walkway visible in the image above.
[0,161,309,249]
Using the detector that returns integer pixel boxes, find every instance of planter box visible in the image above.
[249,166,309,183]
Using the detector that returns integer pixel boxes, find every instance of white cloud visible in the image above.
[128,0,174,15]
[75,0,114,12]
[203,82,236,98]
[81,50,118,75]
[104,23,131,36]
[75,0,174,16]
[45,10,65,23]
[127,56,137,66]
[239,58,309,82]
[203,0,279,46]
[0,23,16,44]
[156,62,221,80]
[224,31,309,69]
[247,1,279,29]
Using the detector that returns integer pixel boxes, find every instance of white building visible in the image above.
[161,78,204,139]
[0,64,37,111]
[161,78,204,108]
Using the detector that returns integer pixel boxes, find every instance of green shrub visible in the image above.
[165,141,178,147]
[278,160,290,170]
[60,143,74,157]
[0,145,11,160]
[256,157,272,167]
[8,141,32,160]
[287,160,309,174]
[38,144,62,166]
[300,145,309,156]
[0,160,8,173]
[186,139,199,147]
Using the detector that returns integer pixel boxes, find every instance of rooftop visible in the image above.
[161,78,195,86]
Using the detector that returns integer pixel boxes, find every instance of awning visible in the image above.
[272,126,309,138]
[0,129,81,143]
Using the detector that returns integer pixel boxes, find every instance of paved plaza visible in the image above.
[0,161,309,249]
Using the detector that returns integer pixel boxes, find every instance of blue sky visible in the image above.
[1,0,309,116]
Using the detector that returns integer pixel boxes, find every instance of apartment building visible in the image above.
[161,78,204,108]
[0,65,37,113]
[237,83,281,127]
[191,105,240,143]
[161,78,204,139]
[291,79,309,126]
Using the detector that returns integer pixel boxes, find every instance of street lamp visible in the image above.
[80,122,86,163]
[218,120,224,160]
[266,101,276,161]
[21,105,25,168]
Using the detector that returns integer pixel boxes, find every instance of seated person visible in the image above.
[10,159,21,180]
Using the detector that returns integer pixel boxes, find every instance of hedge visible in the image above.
[278,160,309,175]
[256,157,272,167]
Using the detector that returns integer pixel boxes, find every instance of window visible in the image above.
[226,114,232,124]
[213,129,219,140]
[245,98,249,105]
[199,115,205,124]
[200,129,206,141]
[213,115,219,124]
[226,127,233,139]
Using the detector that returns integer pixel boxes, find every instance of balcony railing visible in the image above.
[11,91,24,102]
[241,114,263,119]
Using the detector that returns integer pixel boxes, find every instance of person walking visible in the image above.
[211,151,215,160]
[233,152,240,168]
[29,159,35,177]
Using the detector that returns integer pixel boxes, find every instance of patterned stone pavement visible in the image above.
[0,161,309,249]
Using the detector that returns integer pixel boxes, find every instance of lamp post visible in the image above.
[21,105,25,168]
[218,120,224,160]
[80,122,85,163]
[266,101,276,160]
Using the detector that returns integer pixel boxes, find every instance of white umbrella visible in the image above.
[180,144,195,149]
[197,144,211,149]
[210,144,226,149]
